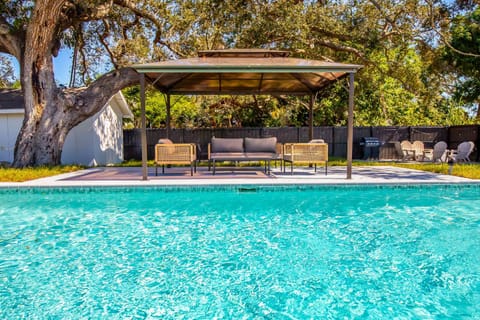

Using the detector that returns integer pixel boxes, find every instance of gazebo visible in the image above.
[132,49,362,180]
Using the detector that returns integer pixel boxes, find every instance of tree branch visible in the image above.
[310,26,356,42]
[97,20,119,69]
[0,16,23,58]
[77,33,88,84]
[61,0,114,24]
[67,67,139,122]
[315,39,367,61]
[114,0,159,27]
[368,0,397,28]
[113,0,185,58]
[426,0,480,58]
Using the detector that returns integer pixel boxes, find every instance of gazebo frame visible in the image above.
[133,49,362,180]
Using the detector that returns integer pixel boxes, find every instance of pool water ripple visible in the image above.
[0,185,479,318]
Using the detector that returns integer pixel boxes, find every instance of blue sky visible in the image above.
[8,49,72,86]
[53,49,73,86]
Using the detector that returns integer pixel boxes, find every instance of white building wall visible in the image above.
[0,112,23,163]
[94,103,124,165]
[1,98,127,166]
[61,116,96,165]
[61,104,124,166]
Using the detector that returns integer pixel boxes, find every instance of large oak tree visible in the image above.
[0,0,148,167]
[0,0,476,167]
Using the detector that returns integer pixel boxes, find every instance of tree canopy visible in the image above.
[0,54,15,87]
[445,5,480,119]
[116,0,479,127]
[0,0,479,166]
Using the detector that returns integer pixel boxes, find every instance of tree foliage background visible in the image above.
[1,0,479,138]
[445,4,480,119]
[118,0,479,127]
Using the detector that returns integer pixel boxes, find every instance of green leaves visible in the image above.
[445,6,480,119]
[2,0,478,126]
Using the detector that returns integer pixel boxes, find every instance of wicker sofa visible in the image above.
[208,137,280,175]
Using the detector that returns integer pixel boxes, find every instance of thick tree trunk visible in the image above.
[4,1,139,167]
[31,94,71,165]
[13,68,140,167]
[12,0,66,167]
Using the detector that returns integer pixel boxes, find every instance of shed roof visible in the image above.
[132,49,362,95]
[0,88,24,110]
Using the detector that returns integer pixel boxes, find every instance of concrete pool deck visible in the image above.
[0,165,477,187]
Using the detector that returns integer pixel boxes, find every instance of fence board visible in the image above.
[372,126,409,143]
[313,127,333,143]
[123,125,479,161]
[410,126,447,148]
[263,127,299,143]
[449,125,479,161]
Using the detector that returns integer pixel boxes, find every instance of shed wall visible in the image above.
[0,113,23,163]
[1,104,125,166]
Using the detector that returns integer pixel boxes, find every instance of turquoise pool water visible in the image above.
[0,184,479,318]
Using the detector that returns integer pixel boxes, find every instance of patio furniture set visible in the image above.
[395,140,475,163]
[154,137,328,176]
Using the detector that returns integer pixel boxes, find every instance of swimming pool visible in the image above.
[1,184,479,318]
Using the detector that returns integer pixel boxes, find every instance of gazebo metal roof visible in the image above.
[132,49,362,180]
[133,49,362,95]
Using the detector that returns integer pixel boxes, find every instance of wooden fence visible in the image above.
[124,125,479,161]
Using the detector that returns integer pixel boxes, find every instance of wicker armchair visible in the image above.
[282,143,328,175]
[154,140,197,176]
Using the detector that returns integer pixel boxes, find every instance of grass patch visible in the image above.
[0,165,84,182]
[115,159,155,167]
[391,162,480,179]
[352,160,480,179]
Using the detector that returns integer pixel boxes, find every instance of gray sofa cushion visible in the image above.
[244,137,277,153]
[210,152,246,160]
[211,137,244,153]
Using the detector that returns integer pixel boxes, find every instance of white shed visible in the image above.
[0,89,133,166]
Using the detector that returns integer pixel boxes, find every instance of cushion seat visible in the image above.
[244,152,277,160]
[208,137,279,175]
[210,152,247,160]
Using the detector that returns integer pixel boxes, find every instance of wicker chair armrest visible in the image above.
[283,143,328,162]
[155,143,196,162]
[283,143,293,155]
[189,143,197,158]
[275,143,283,156]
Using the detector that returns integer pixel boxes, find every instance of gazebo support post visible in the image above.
[166,94,171,139]
[140,74,148,180]
[309,94,314,141]
[347,73,355,179]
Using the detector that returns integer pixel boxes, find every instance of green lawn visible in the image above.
[0,165,84,182]
[349,159,480,179]
[387,162,480,179]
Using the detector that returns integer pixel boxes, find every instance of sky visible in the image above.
[8,49,73,87]
[53,49,73,86]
